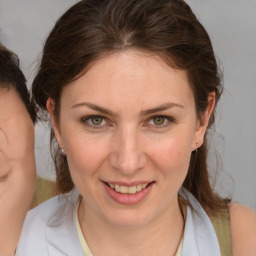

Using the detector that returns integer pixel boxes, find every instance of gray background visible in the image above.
[0,0,255,209]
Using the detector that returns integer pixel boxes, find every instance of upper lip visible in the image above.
[102,180,154,186]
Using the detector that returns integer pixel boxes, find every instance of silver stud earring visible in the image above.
[59,146,65,155]
[194,143,199,153]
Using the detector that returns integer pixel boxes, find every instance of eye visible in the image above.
[81,115,107,128]
[152,116,166,125]
[90,116,104,125]
[147,115,174,128]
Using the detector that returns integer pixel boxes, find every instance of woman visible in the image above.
[16,0,256,255]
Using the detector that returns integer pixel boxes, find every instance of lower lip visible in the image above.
[103,182,154,205]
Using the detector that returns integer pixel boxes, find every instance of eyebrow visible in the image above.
[72,102,118,116]
[71,102,184,116]
[141,102,184,116]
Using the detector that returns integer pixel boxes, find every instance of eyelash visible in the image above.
[146,115,175,128]
[80,115,175,129]
[81,115,107,129]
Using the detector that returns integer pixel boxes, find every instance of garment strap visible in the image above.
[209,208,232,256]
[30,176,56,209]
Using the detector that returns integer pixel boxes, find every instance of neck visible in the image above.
[78,196,185,256]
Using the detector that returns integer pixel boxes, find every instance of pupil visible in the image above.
[92,117,102,125]
[154,117,164,125]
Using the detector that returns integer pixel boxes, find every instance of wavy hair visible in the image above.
[32,0,228,214]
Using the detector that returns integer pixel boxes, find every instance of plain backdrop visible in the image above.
[0,0,255,209]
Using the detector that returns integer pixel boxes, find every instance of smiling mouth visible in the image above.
[105,182,154,194]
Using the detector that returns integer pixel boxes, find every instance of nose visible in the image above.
[109,126,147,176]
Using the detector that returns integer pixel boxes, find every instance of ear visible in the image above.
[192,92,215,151]
[46,98,63,148]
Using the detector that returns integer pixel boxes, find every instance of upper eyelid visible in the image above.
[81,115,105,121]
[81,115,174,126]
[148,115,173,119]
[146,115,174,122]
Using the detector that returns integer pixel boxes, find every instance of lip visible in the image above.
[103,181,155,205]
[103,180,152,186]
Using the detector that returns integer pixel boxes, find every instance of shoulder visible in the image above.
[16,194,78,256]
[229,202,256,255]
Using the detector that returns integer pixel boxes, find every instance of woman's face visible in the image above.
[48,50,211,228]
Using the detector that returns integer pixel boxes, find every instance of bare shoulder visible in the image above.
[229,203,256,255]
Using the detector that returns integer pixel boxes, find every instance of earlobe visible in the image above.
[192,92,216,151]
[46,98,63,147]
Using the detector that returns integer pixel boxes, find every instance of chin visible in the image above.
[103,208,153,229]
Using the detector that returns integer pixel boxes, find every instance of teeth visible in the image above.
[136,184,142,192]
[114,184,120,192]
[142,184,147,189]
[108,183,149,194]
[120,186,128,193]
[128,186,137,194]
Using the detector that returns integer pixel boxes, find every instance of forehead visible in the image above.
[62,50,195,111]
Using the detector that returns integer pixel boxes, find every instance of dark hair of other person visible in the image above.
[32,0,229,215]
[0,43,36,123]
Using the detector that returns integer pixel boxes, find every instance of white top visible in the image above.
[74,198,183,256]
[16,189,221,256]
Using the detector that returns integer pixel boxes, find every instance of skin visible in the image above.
[48,50,212,256]
[230,203,256,255]
[47,50,256,255]
[0,87,35,256]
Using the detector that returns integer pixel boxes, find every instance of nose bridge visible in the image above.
[110,125,147,175]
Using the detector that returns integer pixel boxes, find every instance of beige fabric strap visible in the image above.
[175,236,183,256]
[209,208,232,256]
[30,176,56,209]
[75,198,93,256]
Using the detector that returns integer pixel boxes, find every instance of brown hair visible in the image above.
[0,43,36,123]
[32,0,228,213]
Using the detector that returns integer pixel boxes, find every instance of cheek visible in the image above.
[149,133,193,178]
[62,132,109,178]
[63,136,108,197]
